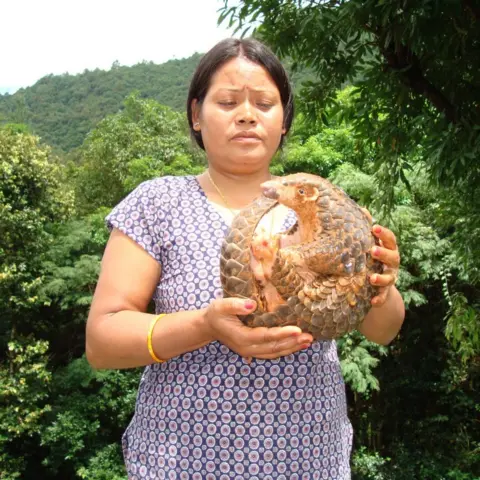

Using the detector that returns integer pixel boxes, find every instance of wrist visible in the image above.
[198,307,216,344]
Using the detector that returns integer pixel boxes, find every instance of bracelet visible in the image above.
[147,313,166,363]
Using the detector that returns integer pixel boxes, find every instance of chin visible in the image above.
[235,146,271,160]
[236,154,271,168]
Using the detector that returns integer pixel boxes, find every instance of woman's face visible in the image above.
[192,57,286,175]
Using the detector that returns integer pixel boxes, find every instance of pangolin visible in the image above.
[220,172,382,340]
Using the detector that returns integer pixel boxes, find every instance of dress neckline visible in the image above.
[190,175,238,228]
[189,174,296,233]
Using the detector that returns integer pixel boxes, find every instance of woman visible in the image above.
[86,38,404,480]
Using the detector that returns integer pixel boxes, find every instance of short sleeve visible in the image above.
[105,180,164,263]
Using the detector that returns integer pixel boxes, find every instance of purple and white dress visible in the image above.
[106,175,353,480]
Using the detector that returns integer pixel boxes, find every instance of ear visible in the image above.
[191,99,201,130]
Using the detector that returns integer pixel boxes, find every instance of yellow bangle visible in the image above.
[147,313,166,363]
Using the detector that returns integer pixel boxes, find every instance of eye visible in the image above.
[298,188,305,195]
[257,103,273,109]
[218,101,236,106]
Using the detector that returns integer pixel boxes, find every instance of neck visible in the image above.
[203,167,273,210]
[297,208,319,243]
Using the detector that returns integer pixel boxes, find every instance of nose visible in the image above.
[236,100,257,125]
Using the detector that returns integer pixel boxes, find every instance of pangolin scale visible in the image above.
[220,173,383,340]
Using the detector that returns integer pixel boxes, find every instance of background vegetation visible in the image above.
[1,0,479,478]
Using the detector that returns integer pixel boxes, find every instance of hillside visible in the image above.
[0,55,202,152]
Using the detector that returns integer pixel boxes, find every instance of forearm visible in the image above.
[358,287,405,345]
[86,309,214,370]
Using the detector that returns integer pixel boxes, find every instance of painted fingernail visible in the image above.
[301,343,311,349]
[372,247,379,256]
[244,301,255,310]
[374,226,382,234]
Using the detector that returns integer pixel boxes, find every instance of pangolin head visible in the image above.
[261,173,331,211]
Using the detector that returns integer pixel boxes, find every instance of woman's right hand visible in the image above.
[203,297,313,360]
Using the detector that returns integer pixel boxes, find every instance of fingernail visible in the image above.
[297,335,313,344]
[371,274,377,284]
[374,226,382,234]
[301,344,311,350]
[372,247,379,256]
[244,301,255,310]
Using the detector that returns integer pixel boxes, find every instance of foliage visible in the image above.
[445,292,480,366]
[0,56,204,151]
[352,447,389,480]
[39,212,109,311]
[39,358,140,478]
[0,128,71,257]
[74,93,205,214]
[76,444,127,480]
[281,126,355,177]
[0,338,52,479]
[338,332,387,397]
[0,128,73,348]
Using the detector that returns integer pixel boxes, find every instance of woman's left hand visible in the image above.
[369,224,400,307]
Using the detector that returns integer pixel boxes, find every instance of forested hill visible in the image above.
[0,55,203,152]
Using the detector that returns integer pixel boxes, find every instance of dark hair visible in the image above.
[187,38,294,150]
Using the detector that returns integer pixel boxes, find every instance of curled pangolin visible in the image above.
[220,173,382,340]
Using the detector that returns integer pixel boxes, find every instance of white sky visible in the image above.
[0,0,239,94]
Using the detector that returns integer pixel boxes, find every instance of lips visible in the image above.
[232,131,261,140]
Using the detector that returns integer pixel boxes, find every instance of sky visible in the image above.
[0,0,239,94]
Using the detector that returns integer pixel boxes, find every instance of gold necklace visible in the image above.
[206,169,238,218]
[206,169,276,234]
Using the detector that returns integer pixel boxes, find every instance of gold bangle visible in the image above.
[147,313,166,363]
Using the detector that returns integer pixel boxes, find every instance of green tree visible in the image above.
[74,93,205,214]
[0,127,73,341]
[0,127,73,479]
[0,339,52,479]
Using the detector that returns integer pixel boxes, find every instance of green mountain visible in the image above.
[0,55,203,152]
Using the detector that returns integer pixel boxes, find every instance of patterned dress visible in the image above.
[106,175,353,480]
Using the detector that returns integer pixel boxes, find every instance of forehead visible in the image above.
[208,57,279,94]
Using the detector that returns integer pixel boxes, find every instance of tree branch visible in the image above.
[364,24,459,123]
[462,0,480,21]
